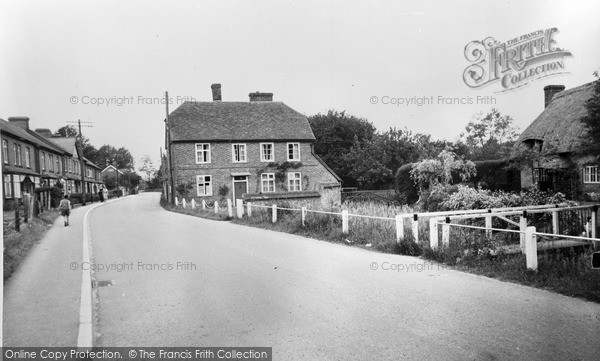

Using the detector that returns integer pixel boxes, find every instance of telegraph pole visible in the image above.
[165,91,175,205]
[68,120,92,205]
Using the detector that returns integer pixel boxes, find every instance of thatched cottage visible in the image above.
[516,81,599,200]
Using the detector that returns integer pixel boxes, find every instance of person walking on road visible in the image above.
[59,195,72,227]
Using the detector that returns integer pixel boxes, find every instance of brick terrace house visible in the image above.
[515,81,600,200]
[1,117,103,206]
[163,84,341,206]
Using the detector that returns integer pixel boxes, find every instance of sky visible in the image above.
[1,0,599,172]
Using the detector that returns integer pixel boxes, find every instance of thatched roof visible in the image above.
[516,82,596,154]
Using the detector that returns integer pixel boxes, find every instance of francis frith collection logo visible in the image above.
[463,28,572,91]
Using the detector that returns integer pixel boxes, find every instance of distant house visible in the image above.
[35,129,103,194]
[515,82,599,200]
[163,84,342,206]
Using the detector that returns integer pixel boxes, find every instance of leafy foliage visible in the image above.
[581,70,600,157]
[410,149,476,193]
[458,108,519,160]
[308,110,376,187]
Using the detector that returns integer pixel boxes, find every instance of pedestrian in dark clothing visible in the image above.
[59,195,72,227]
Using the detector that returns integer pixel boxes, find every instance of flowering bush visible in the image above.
[441,184,570,210]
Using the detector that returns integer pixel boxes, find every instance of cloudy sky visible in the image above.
[1,0,599,170]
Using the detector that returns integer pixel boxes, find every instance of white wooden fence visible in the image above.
[173,197,599,271]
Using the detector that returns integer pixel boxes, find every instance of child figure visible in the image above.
[59,194,72,227]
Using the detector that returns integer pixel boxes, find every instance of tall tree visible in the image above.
[94,145,135,170]
[581,70,600,157]
[459,108,519,160]
[138,155,156,181]
[308,110,376,187]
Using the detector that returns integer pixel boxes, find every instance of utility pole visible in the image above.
[165,91,175,205]
[67,120,92,205]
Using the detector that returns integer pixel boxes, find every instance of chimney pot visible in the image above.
[249,91,273,102]
[211,83,222,101]
[543,85,565,108]
[8,116,30,130]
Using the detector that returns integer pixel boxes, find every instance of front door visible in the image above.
[233,176,248,200]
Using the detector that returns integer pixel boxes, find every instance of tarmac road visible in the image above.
[89,193,600,360]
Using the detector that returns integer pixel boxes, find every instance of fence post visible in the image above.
[525,226,538,271]
[214,201,219,214]
[592,205,597,239]
[342,210,349,234]
[202,200,206,210]
[227,199,233,217]
[236,199,243,219]
[552,209,559,235]
[272,204,277,223]
[395,215,403,243]
[15,207,20,232]
[301,207,306,227]
[485,209,492,238]
[182,198,187,209]
[519,211,528,254]
[191,199,196,209]
[412,214,419,243]
[47,192,51,210]
[247,202,252,217]
[23,194,30,223]
[442,217,450,246]
[429,218,438,249]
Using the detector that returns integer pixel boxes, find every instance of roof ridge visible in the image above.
[552,81,596,101]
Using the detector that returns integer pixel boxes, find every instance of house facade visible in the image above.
[515,81,600,200]
[1,117,104,205]
[164,84,341,206]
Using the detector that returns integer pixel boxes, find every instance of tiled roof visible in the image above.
[0,118,41,145]
[47,137,78,155]
[168,101,316,142]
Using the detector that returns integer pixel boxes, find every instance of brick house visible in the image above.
[163,84,341,206]
[1,116,103,205]
[515,81,599,200]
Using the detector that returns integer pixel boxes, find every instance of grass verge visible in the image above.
[4,210,59,281]
[161,198,600,303]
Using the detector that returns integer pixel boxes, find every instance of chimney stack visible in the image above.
[211,83,222,101]
[8,116,30,130]
[249,91,273,102]
[543,85,565,108]
[35,128,53,138]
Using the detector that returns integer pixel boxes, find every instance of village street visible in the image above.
[80,193,600,360]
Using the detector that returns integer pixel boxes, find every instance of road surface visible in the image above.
[85,193,600,360]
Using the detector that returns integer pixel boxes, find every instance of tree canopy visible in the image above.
[458,108,519,160]
[581,70,600,157]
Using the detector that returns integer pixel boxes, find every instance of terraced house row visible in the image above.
[1,116,103,205]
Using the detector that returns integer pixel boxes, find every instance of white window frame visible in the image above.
[260,143,274,162]
[4,174,12,198]
[25,147,31,168]
[195,143,211,164]
[55,156,60,173]
[16,144,22,166]
[196,175,213,196]
[583,166,599,184]
[287,142,300,161]
[41,152,46,171]
[261,173,275,193]
[232,143,247,163]
[2,140,8,164]
[48,154,54,172]
[287,172,301,191]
